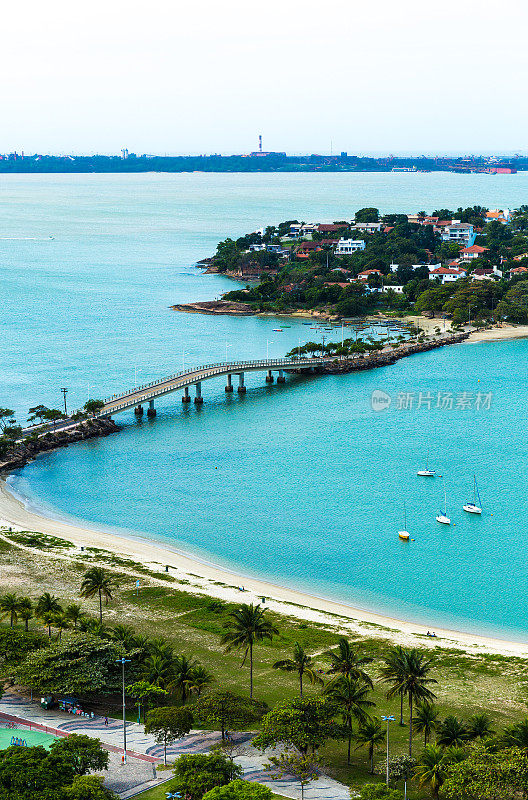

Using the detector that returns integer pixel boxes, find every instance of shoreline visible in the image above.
[2,478,528,658]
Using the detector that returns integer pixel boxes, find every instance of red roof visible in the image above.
[510,266,528,274]
[317,223,348,233]
[430,267,466,275]
[462,245,489,254]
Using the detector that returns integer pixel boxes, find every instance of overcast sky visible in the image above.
[1,0,527,156]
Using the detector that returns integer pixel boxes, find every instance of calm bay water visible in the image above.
[2,172,528,639]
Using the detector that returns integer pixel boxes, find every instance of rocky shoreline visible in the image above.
[170,300,258,315]
[0,417,120,474]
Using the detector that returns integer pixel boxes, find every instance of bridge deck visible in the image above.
[101,357,327,415]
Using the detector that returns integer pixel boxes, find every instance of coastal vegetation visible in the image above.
[207,205,528,324]
[1,530,528,798]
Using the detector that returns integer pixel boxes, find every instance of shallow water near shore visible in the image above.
[3,172,528,640]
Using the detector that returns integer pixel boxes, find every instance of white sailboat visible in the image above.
[463,475,482,514]
[399,505,410,540]
[417,451,436,477]
[436,479,451,525]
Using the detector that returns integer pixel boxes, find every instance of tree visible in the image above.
[442,744,528,800]
[65,603,85,630]
[203,779,273,799]
[355,208,379,223]
[142,652,174,689]
[0,628,45,668]
[195,691,266,742]
[354,720,384,774]
[63,774,118,800]
[502,718,528,750]
[184,665,215,698]
[49,734,109,775]
[324,637,373,687]
[43,408,66,430]
[253,696,339,755]
[359,785,401,800]
[466,713,493,740]
[27,405,51,425]
[80,567,116,623]
[169,752,242,800]
[0,593,21,627]
[266,752,320,800]
[145,706,193,765]
[18,597,33,631]
[221,604,278,698]
[437,716,469,748]
[413,743,452,799]
[413,702,439,746]
[83,400,105,416]
[0,409,15,433]
[170,654,198,705]
[36,592,62,618]
[324,676,375,763]
[380,648,437,755]
[379,645,407,726]
[273,642,324,697]
[126,680,167,722]
[111,624,137,650]
[14,635,125,695]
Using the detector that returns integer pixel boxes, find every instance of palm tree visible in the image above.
[170,655,197,704]
[413,702,439,746]
[18,597,33,631]
[112,624,137,650]
[52,612,69,641]
[273,643,324,696]
[36,593,62,618]
[379,645,407,725]
[437,716,469,748]
[502,718,528,750]
[78,618,110,638]
[325,638,373,688]
[40,611,55,638]
[354,719,384,774]
[324,676,375,764]
[184,665,214,698]
[414,743,450,799]
[221,604,278,698]
[143,653,174,689]
[380,648,437,756]
[80,567,116,623]
[147,637,174,659]
[65,603,85,630]
[466,713,493,740]
[0,593,20,627]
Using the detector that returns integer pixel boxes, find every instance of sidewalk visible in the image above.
[0,692,351,799]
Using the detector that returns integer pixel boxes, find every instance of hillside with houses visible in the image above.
[210,205,528,323]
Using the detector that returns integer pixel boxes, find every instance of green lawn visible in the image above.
[134,786,291,800]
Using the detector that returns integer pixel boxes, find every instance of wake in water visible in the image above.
[0,236,54,240]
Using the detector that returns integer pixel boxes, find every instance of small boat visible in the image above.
[417,452,436,477]
[463,475,482,514]
[302,322,312,325]
[272,329,283,332]
[436,480,451,525]
[398,505,411,541]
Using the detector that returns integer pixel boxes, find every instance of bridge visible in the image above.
[98,356,328,419]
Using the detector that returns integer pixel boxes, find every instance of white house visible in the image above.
[335,238,366,255]
[248,243,266,252]
[390,262,441,273]
[441,223,476,246]
[351,222,383,234]
[385,285,405,294]
[429,266,467,284]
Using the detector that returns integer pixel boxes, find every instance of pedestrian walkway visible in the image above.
[0,692,351,799]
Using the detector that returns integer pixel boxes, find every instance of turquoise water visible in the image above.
[3,172,528,640]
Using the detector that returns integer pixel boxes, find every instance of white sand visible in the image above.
[1,479,527,657]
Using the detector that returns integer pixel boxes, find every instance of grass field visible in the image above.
[1,529,528,798]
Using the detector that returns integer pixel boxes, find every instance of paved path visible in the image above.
[0,692,351,799]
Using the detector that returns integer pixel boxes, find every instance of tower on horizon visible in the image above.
[259,134,262,153]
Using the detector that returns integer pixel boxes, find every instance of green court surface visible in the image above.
[0,727,58,749]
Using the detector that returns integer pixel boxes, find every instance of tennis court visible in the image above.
[0,727,58,749]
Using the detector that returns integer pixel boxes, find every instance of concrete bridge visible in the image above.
[99,356,328,419]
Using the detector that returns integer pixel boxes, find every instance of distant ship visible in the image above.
[391,166,417,172]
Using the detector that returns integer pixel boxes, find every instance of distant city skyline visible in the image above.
[2,0,527,154]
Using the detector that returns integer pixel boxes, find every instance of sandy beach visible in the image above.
[1,478,528,658]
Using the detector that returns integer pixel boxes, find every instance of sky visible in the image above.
[1,0,527,156]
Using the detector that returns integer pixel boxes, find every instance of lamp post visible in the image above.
[381,714,395,786]
[116,657,131,763]
[60,388,68,416]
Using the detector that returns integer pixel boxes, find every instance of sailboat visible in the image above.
[417,452,436,477]
[463,475,482,514]
[436,479,451,525]
[399,505,410,541]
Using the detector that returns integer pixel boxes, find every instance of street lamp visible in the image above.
[116,657,131,763]
[381,715,395,786]
[266,340,274,360]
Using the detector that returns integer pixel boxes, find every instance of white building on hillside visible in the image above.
[441,223,475,246]
[335,238,366,255]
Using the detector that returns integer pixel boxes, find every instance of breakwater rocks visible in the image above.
[318,332,470,374]
[0,417,120,473]
[171,300,257,315]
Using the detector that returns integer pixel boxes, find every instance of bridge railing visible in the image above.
[103,357,327,404]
